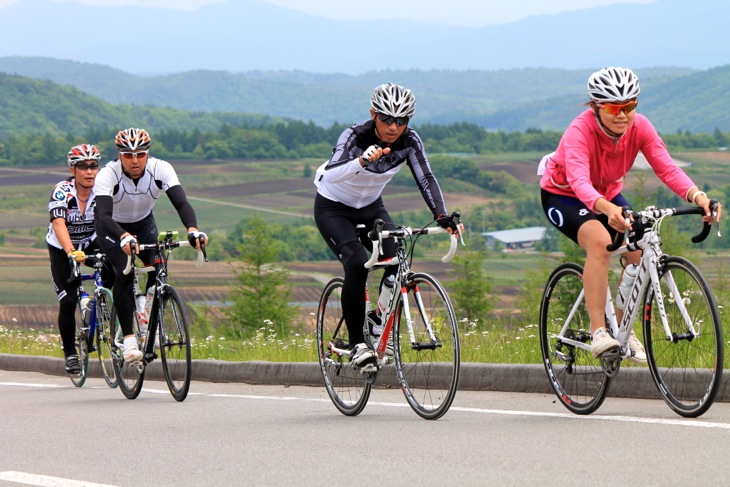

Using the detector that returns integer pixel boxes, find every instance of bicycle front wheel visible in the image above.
[95,287,118,388]
[159,286,192,402]
[643,256,723,418]
[394,273,459,420]
[70,303,89,387]
[111,304,145,400]
[316,277,372,416]
[539,263,610,415]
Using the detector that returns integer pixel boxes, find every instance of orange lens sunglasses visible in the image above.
[598,100,638,115]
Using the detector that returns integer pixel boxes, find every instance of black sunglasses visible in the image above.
[377,113,410,127]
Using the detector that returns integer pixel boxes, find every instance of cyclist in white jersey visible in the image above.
[314,83,461,368]
[46,144,114,374]
[94,128,208,363]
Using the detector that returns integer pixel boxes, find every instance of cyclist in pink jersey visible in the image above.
[540,67,722,362]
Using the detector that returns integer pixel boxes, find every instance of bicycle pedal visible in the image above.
[356,363,379,374]
[601,348,620,360]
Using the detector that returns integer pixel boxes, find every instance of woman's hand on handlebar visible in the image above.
[697,196,722,223]
[436,213,464,239]
[596,199,632,232]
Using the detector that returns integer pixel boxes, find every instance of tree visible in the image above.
[223,216,297,339]
[448,249,494,325]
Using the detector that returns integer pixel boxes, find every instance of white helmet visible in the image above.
[587,67,640,103]
[370,83,416,118]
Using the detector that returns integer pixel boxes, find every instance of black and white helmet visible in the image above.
[587,67,640,103]
[370,83,416,118]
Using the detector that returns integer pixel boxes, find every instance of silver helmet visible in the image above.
[370,83,416,118]
[587,67,640,103]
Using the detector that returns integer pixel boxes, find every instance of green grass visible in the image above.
[0,320,545,364]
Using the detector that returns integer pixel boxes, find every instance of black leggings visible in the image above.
[97,214,158,336]
[314,194,397,345]
[48,242,114,356]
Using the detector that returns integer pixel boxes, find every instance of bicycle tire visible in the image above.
[643,256,724,418]
[70,302,89,387]
[316,277,372,416]
[539,263,610,415]
[394,272,460,420]
[159,285,192,402]
[95,287,118,388]
[111,303,145,400]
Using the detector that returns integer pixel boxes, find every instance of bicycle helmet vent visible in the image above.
[587,67,640,103]
[370,83,416,118]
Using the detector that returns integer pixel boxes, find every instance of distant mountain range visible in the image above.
[1,57,728,134]
[0,0,728,74]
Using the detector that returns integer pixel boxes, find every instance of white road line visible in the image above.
[3,381,729,431]
[0,471,118,487]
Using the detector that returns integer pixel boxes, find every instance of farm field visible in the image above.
[1,151,729,331]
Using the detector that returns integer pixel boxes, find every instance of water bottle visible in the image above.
[367,310,382,337]
[616,263,639,310]
[135,294,147,324]
[143,286,155,322]
[79,292,91,326]
[374,275,396,334]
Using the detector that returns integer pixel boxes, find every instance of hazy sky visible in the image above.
[1,0,656,27]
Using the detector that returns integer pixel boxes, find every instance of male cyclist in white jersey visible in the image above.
[47,144,114,374]
[94,128,208,363]
[314,83,461,368]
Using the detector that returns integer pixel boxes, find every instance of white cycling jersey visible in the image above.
[94,157,180,223]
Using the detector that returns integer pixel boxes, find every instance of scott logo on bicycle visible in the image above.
[622,260,648,331]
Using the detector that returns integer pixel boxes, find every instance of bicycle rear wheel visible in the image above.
[316,277,372,416]
[111,303,145,399]
[95,288,118,388]
[159,286,191,402]
[394,273,459,420]
[643,256,723,418]
[539,263,610,415]
[70,304,89,387]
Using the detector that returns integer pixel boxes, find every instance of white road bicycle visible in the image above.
[317,214,463,420]
[539,202,723,418]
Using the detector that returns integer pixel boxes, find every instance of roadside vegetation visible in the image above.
[2,130,730,366]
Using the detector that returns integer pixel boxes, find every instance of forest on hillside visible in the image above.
[1,121,728,167]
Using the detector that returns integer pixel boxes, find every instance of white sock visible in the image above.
[123,337,138,350]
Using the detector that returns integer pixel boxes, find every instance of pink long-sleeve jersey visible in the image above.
[540,109,695,212]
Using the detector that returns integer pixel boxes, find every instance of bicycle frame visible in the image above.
[553,205,717,360]
[326,222,459,367]
[71,253,107,349]
[120,231,205,362]
[317,214,462,419]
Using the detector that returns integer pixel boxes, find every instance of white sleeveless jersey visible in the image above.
[94,157,180,223]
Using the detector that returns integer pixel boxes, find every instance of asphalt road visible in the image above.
[1,369,730,487]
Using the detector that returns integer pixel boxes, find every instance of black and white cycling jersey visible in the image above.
[314,119,447,217]
[46,178,97,251]
[94,156,180,223]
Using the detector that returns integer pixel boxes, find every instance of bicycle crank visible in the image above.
[599,349,621,377]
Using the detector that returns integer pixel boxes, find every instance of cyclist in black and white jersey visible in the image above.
[314,82,461,368]
[94,128,208,363]
[47,144,114,374]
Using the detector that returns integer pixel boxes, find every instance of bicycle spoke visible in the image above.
[159,286,191,402]
[539,263,609,415]
[395,273,459,420]
[644,257,723,417]
[317,277,371,416]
